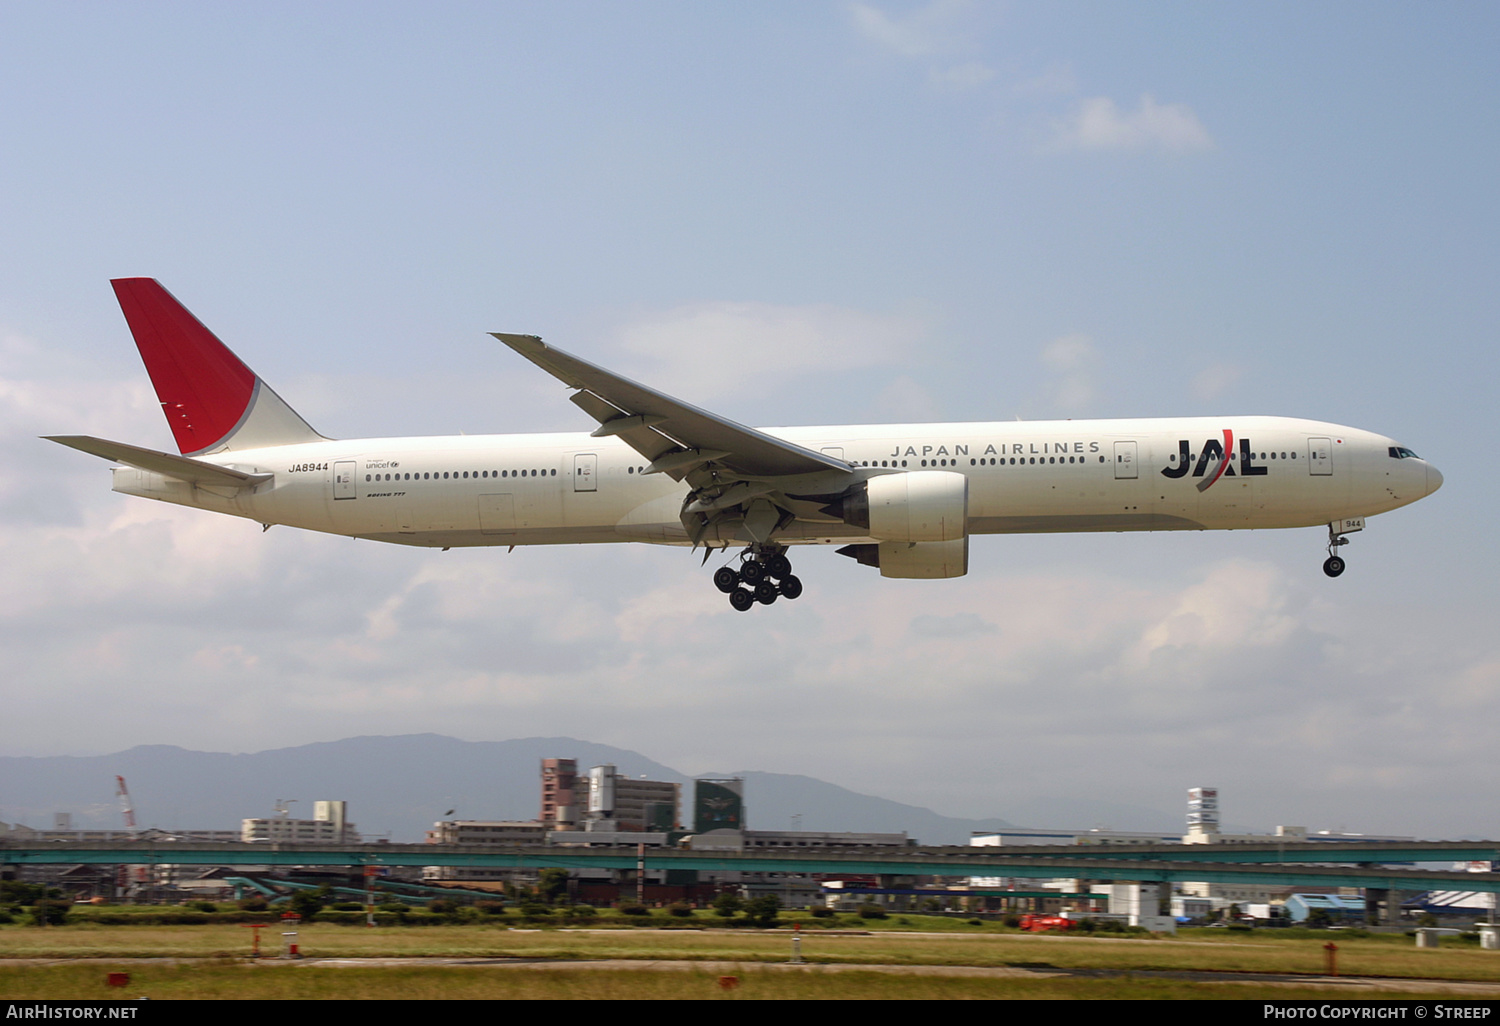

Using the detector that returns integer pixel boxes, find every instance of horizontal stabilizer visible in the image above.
[43,435,272,489]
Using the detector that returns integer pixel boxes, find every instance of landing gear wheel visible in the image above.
[729,588,755,612]
[740,560,766,584]
[766,553,792,579]
[713,566,741,593]
[754,580,780,605]
[779,575,803,600]
[1323,524,1351,578]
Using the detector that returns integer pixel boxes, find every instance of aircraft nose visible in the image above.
[1426,462,1443,495]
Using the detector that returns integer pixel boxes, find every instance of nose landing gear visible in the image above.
[1323,525,1349,578]
[715,545,803,610]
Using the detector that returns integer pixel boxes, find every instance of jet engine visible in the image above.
[827,470,970,578]
[830,470,968,542]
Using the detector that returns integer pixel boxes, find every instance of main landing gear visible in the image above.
[1323,524,1349,578]
[713,545,803,611]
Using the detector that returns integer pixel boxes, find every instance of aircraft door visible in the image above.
[333,461,356,499]
[1308,437,1333,475]
[573,453,597,492]
[1113,441,1138,479]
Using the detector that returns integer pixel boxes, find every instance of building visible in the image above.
[581,764,679,833]
[427,821,548,846]
[542,759,679,833]
[682,775,909,907]
[1285,893,1368,924]
[423,820,548,883]
[1179,789,1415,906]
[1091,882,1177,932]
[1,823,242,902]
[693,777,744,834]
[970,828,1180,847]
[540,758,578,830]
[242,801,360,844]
[967,829,1179,897]
[0,823,237,843]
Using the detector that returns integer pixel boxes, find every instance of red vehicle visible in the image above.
[1019,914,1076,933]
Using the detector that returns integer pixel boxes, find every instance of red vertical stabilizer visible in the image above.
[110,279,321,454]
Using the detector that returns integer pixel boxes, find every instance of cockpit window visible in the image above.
[1388,446,1421,460]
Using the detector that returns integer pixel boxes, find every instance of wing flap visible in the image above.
[44,435,272,489]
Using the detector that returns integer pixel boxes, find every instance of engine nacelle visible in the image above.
[838,537,970,579]
[842,471,967,542]
[829,471,969,579]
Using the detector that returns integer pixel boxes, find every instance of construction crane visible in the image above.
[115,775,137,831]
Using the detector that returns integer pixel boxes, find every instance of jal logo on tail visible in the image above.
[1161,430,1267,491]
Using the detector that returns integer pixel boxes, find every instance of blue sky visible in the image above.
[1,2,1496,838]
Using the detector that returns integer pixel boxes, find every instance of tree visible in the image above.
[0,881,50,905]
[743,895,781,928]
[712,892,743,919]
[537,868,570,904]
[30,900,70,926]
[288,885,331,919]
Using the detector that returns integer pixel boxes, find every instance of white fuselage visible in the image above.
[109,416,1439,550]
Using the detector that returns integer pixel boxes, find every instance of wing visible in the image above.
[491,333,849,480]
[491,333,856,546]
[45,435,272,490]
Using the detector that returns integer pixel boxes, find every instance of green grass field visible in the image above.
[0,961,1446,1001]
[3,915,1497,1000]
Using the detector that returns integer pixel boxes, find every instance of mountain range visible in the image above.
[0,734,1186,844]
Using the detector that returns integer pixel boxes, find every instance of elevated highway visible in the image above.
[4,840,1497,894]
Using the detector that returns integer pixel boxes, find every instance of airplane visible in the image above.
[47,279,1443,612]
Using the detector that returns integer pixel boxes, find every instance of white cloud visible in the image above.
[848,0,979,58]
[1192,363,1243,401]
[1048,94,1214,153]
[1131,561,1301,665]
[614,301,926,402]
[1039,332,1099,412]
[1039,332,1093,373]
[3,317,1496,840]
